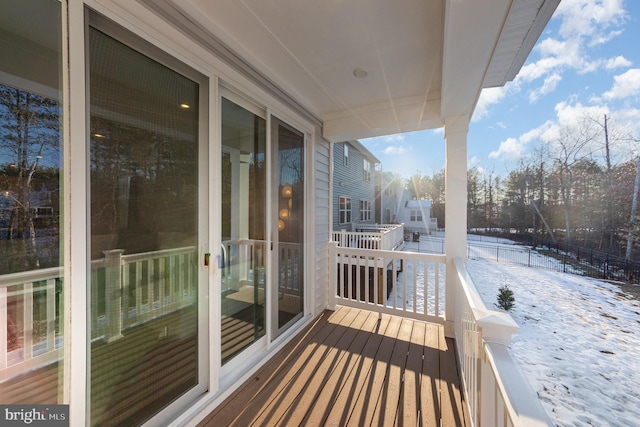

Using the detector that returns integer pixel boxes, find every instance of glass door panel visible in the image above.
[272,117,305,333]
[220,97,266,364]
[0,0,63,405]
[88,20,202,426]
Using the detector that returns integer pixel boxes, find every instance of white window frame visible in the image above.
[410,209,423,222]
[363,159,371,182]
[339,196,352,224]
[343,143,349,167]
[360,200,371,221]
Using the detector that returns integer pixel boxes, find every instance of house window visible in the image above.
[360,200,371,221]
[363,159,371,182]
[343,143,349,166]
[410,210,423,222]
[339,196,351,224]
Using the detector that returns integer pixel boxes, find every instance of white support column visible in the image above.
[444,115,469,337]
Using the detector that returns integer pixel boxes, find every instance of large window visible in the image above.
[88,15,204,426]
[0,0,63,405]
[360,200,372,222]
[339,196,352,224]
[410,209,423,222]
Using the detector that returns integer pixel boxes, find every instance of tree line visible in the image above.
[404,114,640,261]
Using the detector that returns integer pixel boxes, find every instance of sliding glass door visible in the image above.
[87,13,207,426]
[220,98,306,359]
[272,117,305,334]
[220,96,266,364]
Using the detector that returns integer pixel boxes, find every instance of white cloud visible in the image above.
[384,134,405,143]
[489,138,523,160]
[383,145,407,155]
[509,1,629,107]
[603,68,640,100]
[605,55,632,69]
[529,73,562,103]
[489,121,553,161]
[555,0,626,44]
[472,86,510,122]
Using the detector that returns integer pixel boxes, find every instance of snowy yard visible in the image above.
[399,236,640,427]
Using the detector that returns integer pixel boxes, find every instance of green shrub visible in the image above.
[496,285,515,311]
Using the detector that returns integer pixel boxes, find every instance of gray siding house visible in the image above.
[332,140,379,231]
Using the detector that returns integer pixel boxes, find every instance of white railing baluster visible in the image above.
[23,282,33,360]
[434,262,440,317]
[46,279,55,352]
[104,249,124,342]
[136,260,143,317]
[0,286,8,369]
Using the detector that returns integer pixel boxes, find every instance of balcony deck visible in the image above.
[199,306,470,427]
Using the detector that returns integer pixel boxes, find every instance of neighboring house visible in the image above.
[398,197,435,234]
[375,173,436,234]
[0,1,559,426]
[332,140,379,231]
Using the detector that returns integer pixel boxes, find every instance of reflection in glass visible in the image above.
[221,97,266,364]
[273,118,304,330]
[0,0,63,405]
[89,26,199,426]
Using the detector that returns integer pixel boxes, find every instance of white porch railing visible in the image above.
[0,246,197,381]
[332,223,404,251]
[452,257,553,427]
[328,243,552,427]
[328,242,445,324]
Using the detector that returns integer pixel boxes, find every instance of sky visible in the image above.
[399,234,640,426]
[361,0,640,179]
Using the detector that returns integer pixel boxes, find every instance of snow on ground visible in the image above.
[397,234,640,427]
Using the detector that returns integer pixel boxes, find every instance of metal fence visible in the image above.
[411,235,640,284]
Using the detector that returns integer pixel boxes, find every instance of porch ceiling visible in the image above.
[166,0,559,142]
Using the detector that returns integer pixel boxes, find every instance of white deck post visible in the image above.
[104,249,125,342]
[327,242,338,310]
[444,115,469,337]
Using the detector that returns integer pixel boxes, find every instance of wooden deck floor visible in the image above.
[199,306,470,427]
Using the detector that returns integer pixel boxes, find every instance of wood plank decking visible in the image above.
[199,306,470,427]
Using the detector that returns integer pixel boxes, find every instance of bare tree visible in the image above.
[547,115,601,246]
[0,85,60,271]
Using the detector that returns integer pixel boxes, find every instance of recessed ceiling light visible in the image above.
[180,103,191,109]
[353,68,368,79]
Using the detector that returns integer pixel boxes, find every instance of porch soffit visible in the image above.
[153,0,557,142]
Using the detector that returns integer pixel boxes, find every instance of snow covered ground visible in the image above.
[399,235,640,427]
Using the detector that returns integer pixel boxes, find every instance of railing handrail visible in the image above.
[332,223,404,251]
[1,266,64,288]
[0,246,197,287]
[453,257,553,427]
[484,343,554,427]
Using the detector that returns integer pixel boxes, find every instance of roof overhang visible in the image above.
[146,0,559,142]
